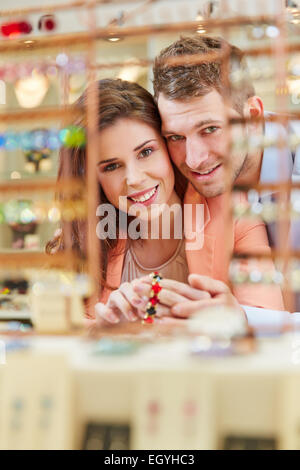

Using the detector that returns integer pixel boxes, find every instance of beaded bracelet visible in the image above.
[142,271,162,324]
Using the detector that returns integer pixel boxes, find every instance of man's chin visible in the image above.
[190,181,226,198]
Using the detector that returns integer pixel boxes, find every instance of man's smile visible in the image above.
[189,163,222,180]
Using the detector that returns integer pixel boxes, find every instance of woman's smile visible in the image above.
[97,119,176,218]
[127,184,159,206]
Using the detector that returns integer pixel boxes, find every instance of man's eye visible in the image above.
[203,126,218,135]
[167,135,184,142]
[103,162,120,172]
[139,147,153,158]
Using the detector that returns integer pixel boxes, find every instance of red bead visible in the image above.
[152,284,162,294]
[150,297,158,306]
[143,316,154,324]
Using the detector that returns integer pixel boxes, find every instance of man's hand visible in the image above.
[171,274,245,318]
[133,277,211,318]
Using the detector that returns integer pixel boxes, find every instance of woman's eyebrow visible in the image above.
[133,139,156,152]
[97,157,118,166]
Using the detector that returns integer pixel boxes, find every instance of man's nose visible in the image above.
[185,138,209,170]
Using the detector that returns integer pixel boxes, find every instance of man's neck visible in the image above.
[235,123,265,187]
[235,148,264,187]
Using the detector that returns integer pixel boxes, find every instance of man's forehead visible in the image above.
[158,91,228,115]
[157,91,228,131]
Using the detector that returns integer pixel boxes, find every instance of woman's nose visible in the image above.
[125,166,146,187]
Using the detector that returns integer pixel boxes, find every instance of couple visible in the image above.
[49,35,285,325]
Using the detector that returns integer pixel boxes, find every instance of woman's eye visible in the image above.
[167,135,184,142]
[203,126,218,135]
[139,147,153,158]
[103,162,120,172]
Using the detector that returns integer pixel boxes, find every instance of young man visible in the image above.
[94,36,295,327]
[150,35,300,317]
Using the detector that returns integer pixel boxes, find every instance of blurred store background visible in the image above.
[0,0,299,450]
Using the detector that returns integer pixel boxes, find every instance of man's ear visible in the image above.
[243,96,264,131]
[243,95,264,119]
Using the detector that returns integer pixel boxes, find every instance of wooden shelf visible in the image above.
[0,248,44,254]
[0,310,31,321]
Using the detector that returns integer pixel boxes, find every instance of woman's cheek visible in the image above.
[159,157,175,189]
[98,178,120,208]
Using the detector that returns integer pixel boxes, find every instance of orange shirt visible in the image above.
[100,184,284,311]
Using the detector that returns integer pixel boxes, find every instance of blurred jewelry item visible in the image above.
[1,20,32,38]
[187,305,248,341]
[262,200,278,223]
[0,200,86,225]
[0,56,86,83]
[230,260,300,291]
[14,71,49,108]
[38,14,57,32]
[30,271,91,332]
[231,132,300,152]
[92,338,140,356]
[23,130,53,173]
[233,195,300,222]
[250,25,265,40]
[0,126,86,150]
[248,23,280,40]
[266,25,280,38]
[142,272,162,324]
[286,0,300,25]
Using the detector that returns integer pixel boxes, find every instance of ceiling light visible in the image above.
[14,70,49,108]
[107,36,121,42]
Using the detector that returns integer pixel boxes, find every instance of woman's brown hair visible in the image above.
[46,78,187,291]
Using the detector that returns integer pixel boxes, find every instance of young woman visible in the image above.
[47,78,206,322]
[47,79,284,325]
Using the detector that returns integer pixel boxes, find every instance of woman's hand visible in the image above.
[132,276,211,318]
[94,281,146,324]
[133,275,246,320]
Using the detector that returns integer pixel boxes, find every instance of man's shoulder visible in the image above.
[261,111,299,183]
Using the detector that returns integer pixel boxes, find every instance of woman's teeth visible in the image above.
[130,186,157,203]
